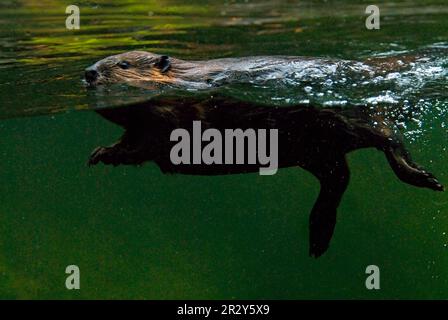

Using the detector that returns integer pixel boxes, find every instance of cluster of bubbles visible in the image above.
[220,43,448,143]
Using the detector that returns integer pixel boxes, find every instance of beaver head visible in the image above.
[84,51,172,86]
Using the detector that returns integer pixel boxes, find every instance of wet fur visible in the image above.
[87,50,412,89]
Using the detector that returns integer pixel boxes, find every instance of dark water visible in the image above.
[0,0,447,299]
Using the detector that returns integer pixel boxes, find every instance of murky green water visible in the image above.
[0,0,447,299]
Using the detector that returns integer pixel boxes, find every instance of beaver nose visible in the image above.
[85,67,98,83]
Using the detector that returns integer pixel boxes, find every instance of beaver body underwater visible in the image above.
[85,51,443,257]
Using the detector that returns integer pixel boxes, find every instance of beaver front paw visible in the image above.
[88,146,121,166]
[88,143,148,166]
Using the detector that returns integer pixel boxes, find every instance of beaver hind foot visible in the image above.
[384,146,444,191]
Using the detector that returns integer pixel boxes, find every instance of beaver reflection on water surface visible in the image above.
[85,51,444,257]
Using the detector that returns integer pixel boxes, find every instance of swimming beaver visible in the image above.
[85,51,444,257]
[84,50,417,89]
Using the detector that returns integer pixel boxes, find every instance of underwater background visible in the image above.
[0,0,447,299]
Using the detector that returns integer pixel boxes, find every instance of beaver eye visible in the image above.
[118,61,130,69]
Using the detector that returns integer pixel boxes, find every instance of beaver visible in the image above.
[85,51,444,257]
[84,50,417,89]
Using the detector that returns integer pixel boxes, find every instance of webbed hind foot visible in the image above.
[384,146,444,191]
[348,111,444,192]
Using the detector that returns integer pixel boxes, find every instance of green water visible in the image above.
[0,0,447,299]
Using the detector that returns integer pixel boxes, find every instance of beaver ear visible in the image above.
[154,55,171,73]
